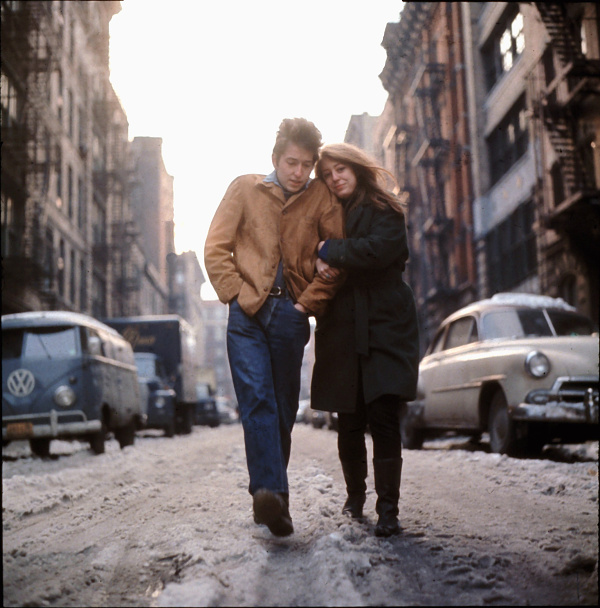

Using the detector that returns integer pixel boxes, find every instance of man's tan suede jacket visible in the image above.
[204,174,345,318]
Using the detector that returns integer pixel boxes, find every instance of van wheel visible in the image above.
[489,391,516,455]
[30,438,51,457]
[89,424,106,455]
[115,420,136,448]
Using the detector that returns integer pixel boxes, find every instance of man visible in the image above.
[204,118,344,536]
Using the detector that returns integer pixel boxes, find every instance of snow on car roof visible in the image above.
[448,293,578,321]
[487,293,576,310]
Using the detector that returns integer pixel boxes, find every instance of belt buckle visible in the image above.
[270,286,284,297]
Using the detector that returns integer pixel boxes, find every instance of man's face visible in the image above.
[272,143,315,194]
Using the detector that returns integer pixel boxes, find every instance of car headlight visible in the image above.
[524,351,550,378]
[154,397,166,408]
[54,385,76,407]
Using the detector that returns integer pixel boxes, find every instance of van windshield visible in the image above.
[135,356,158,379]
[2,326,79,360]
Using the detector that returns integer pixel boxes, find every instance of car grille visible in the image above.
[556,379,599,405]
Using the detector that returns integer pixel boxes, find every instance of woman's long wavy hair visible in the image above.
[316,143,407,216]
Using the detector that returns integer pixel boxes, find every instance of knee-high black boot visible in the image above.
[340,459,368,518]
[373,457,402,537]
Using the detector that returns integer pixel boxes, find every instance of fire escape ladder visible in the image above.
[535,3,586,68]
[544,108,581,195]
[2,2,63,290]
[536,3,599,198]
[412,61,453,303]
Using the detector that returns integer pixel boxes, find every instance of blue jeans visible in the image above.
[227,296,310,495]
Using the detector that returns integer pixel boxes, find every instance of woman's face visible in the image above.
[319,157,357,200]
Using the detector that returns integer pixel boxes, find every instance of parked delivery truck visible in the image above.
[105,315,198,435]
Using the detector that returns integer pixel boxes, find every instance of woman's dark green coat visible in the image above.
[311,201,419,413]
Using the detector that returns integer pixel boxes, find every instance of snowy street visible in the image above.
[2,424,598,607]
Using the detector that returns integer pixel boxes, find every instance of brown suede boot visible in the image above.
[253,489,294,537]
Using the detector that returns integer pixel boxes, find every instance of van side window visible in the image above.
[99,332,114,359]
[83,328,102,355]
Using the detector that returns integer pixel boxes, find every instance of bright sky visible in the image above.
[109,0,403,299]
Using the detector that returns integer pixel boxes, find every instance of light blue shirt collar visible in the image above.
[264,170,312,192]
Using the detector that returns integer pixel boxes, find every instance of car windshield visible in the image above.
[546,310,595,336]
[2,326,79,360]
[482,308,595,339]
[135,356,157,378]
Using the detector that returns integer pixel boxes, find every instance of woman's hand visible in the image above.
[316,258,340,282]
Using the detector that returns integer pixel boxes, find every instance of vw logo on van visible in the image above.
[7,369,36,397]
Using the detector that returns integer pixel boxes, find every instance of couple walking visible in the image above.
[204,117,419,539]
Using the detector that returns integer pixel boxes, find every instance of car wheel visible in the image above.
[176,405,194,435]
[488,391,516,454]
[30,438,51,458]
[164,419,176,438]
[89,424,106,455]
[400,405,425,450]
[115,420,136,448]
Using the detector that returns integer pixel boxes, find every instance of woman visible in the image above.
[311,143,419,537]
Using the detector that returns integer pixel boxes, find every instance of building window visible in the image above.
[80,259,87,311]
[68,165,74,219]
[1,192,24,257]
[559,274,577,307]
[92,274,106,319]
[68,90,74,139]
[56,148,63,207]
[92,198,106,244]
[43,227,54,291]
[486,95,529,185]
[78,177,85,229]
[482,8,525,91]
[1,71,21,126]
[485,200,537,292]
[550,162,565,207]
[70,249,76,304]
[58,239,66,297]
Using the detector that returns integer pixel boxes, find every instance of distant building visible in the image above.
[129,137,175,290]
[199,300,234,401]
[344,112,379,159]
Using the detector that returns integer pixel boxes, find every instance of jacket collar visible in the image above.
[259,172,314,205]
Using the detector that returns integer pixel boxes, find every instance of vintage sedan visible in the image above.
[401,293,598,455]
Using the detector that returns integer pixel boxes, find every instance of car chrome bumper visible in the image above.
[2,410,102,440]
[511,376,599,424]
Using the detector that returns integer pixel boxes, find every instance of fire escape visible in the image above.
[533,3,600,273]
[410,59,453,308]
[91,93,138,318]
[109,116,139,318]
[1,1,63,308]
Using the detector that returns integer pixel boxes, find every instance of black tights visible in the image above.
[337,392,402,462]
